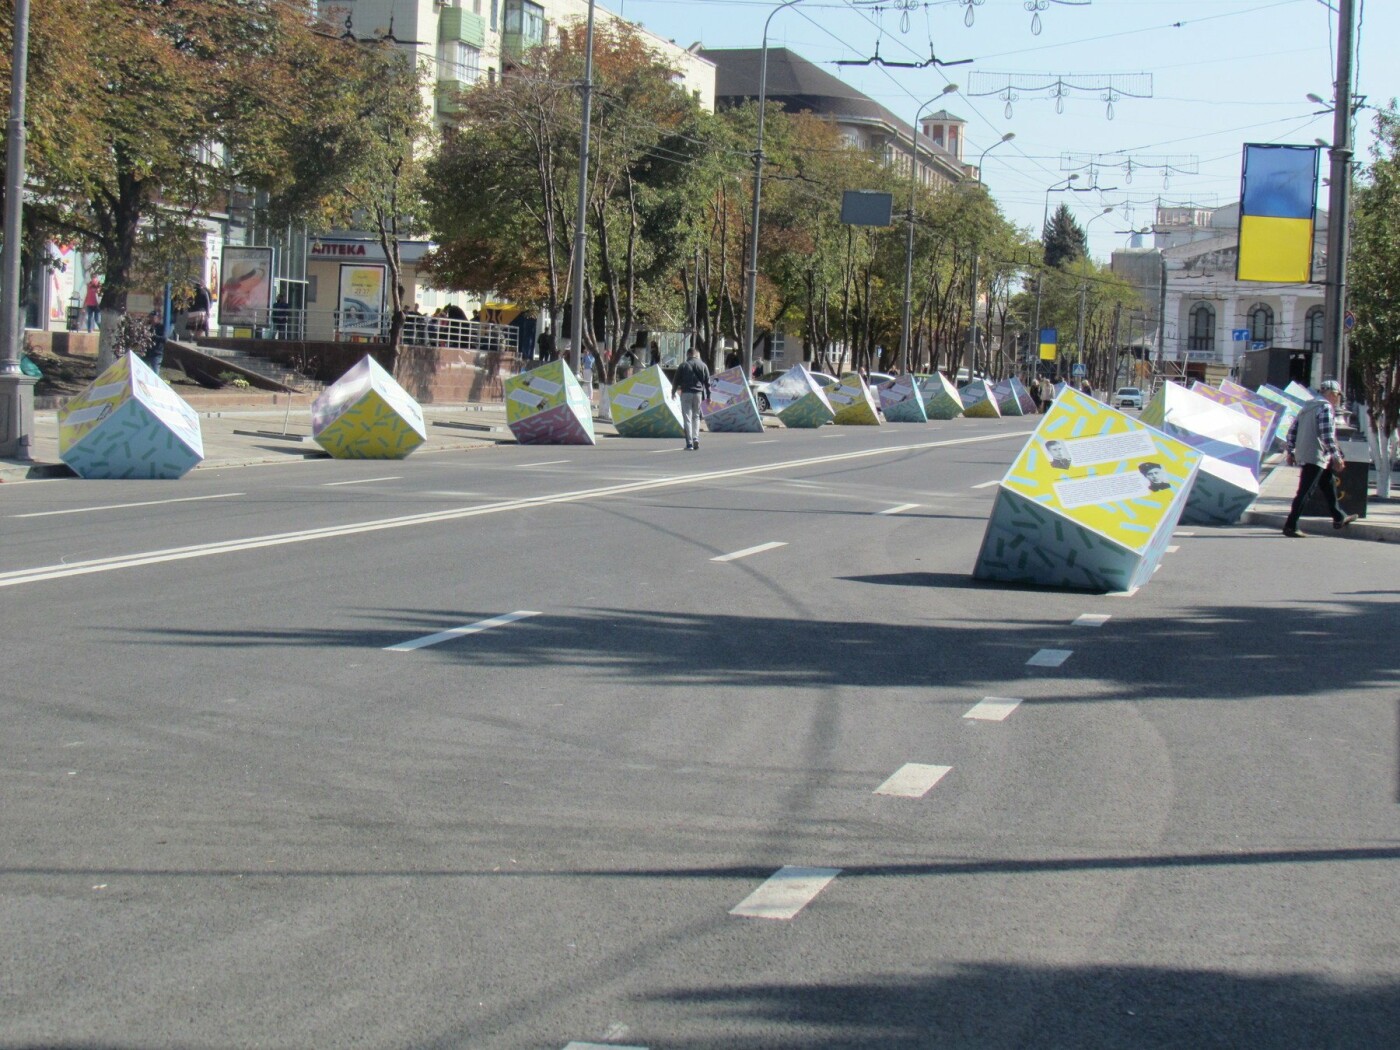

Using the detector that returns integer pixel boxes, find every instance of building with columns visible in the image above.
[1113,202,1329,384]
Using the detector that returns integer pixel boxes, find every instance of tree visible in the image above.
[6,1,364,366]
[1347,103,1400,497]
[1042,203,1088,269]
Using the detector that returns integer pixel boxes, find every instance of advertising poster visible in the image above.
[218,246,274,327]
[337,263,387,335]
[48,243,77,327]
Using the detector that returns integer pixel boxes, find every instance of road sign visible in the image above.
[1232,328,1250,342]
[1344,310,1356,330]
[1071,363,1087,378]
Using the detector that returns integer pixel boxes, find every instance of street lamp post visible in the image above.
[975,132,1015,181]
[1316,0,1357,384]
[898,84,960,376]
[741,0,804,377]
[0,0,34,460]
[1030,175,1081,373]
[567,0,597,375]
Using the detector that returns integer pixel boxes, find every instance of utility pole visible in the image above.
[1322,0,1357,385]
[1108,300,1122,393]
[568,0,597,376]
[1074,284,1088,380]
[963,249,979,377]
[0,0,35,460]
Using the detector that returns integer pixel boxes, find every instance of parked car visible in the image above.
[752,369,838,411]
[1112,386,1144,410]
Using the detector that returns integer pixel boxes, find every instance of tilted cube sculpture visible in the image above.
[993,377,1036,416]
[504,358,596,445]
[58,352,204,479]
[1190,381,1282,473]
[974,388,1202,592]
[824,373,881,425]
[701,366,764,433]
[1140,381,1262,525]
[608,364,684,438]
[312,355,427,459]
[917,372,964,419]
[1253,384,1305,450]
[960,378,1002,419]
[1284,381,1316,404]
[876,374,928,422]
[1220,379,1288,453]
[772,364,835,428]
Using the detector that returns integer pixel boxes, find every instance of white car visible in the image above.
[752,369,838,412]
[1112,386,1144,410]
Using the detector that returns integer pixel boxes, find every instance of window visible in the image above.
[1188,302,1215,352]
[1304,305,1324,353]
[437,40,480,84]
[502,0,544,56]
[1247,302,1274,347]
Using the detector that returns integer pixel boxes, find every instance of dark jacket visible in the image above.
[672,357,711,398]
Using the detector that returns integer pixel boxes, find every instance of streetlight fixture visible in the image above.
[975,132,1015,181]
[743,0,804,377]
[898,83,960,375]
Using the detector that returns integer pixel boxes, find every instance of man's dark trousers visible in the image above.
[1284,463,1344,531]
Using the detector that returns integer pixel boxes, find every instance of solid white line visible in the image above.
[322,476,401,487]
[748,438,778,444]
[874,763,952,798]
[729,866,841,920]
[518,459,570,468]
[385,610,540,652]
[712,541,787,563]
[1073,613,1111,628]
[1166,545,1180,553]
[964,697,1023,721]
[1027,649,1072,667]
[0,430,1030,589]
[648,447,686,453]
[878,503,920,516]
[12,492,244,519]
[971,479,1000,489]
[564,1044,647,1050]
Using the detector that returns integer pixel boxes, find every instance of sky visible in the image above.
[614,0,1397,262]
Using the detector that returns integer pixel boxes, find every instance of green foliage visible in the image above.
[1348,104,1400,444]
[217,371,252,389]
[1042,203,1089,269]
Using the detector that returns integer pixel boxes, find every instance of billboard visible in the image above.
[218,246,274,327]
[1237,144,1320,284]
[337,263,387,335]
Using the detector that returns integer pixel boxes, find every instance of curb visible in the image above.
[1240,508,1400,544]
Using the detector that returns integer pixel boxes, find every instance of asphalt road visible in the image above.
[1,417,1397,1049]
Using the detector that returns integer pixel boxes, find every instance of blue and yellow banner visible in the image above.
[1038,327,1058,361]
[1237,144,1319,283]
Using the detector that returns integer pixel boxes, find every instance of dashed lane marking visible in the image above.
[712,541,787,563]
[878,503,920,515]
[1073,614,1111,627]
[385,611,540,652]
[971,479,1000,489]
[730,866,841,920]
[874,763,952,798]
[1027,649,1073,667]
[964,697,1023,721]
[12,492,244,518]
[322,476,402,487]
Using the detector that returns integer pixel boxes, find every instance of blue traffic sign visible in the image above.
[1232,328,1250,342]
[1071,363,1087,378]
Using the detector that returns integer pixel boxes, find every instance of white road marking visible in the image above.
[648,447,687,453]
[971,479,1000,489]
[12,492,244,519]
[730,865,841,920]
[1073,613,1111,627]
[1175,530,1197,536]
[878,503,920,516]
[564,1044,647,1050]
[384,611,540,652]
[874,763,952,798]
[964,697,1023,721]
[518,460,570,468]
[1027,649,1072,667]
[748,438,778,444]
[0,431,1031,589]
[1166,544,1180,553]
[712,541,787,562]
[322,476,402,487]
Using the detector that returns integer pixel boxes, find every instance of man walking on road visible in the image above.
[671,347,711,451]
[1282,379,1358,537]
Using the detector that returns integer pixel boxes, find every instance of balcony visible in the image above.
[440,7,485,48]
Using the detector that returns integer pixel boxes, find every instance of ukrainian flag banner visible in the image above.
[1038,327,1058,361]
[1237,144,1320,283]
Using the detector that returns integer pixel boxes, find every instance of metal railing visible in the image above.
[183,308,519,353]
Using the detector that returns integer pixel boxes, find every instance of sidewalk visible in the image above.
[0,392,551,483]
[1242,460,1400,543]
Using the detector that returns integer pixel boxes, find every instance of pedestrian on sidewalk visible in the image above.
[671,347,711,451]
[83,276,102,332]
[1282,379,1358,538]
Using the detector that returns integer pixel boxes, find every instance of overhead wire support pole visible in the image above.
[1322,0,1356,386]
[899,84,960,377]
[743,0,803,378]
[569,0,597,376]
[0,0,34,459]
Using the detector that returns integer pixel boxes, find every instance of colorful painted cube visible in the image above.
[58,353,205,479]
[1252,384,1305,450]
[702,366,764,433]
[993,377,1036,416]
[917,373,964,420]
[1283,381,1316,404]
[973,388,1202,592]
[961,378,1002,419]
[877,374,928,422]
[1140,381,1262,525]
[1191,381,1282,472]
[312,355,427,459]
[504,359,596,445]
[608,364,684,438]
[772,365,835,429]
[1220,379,1289,452]
[824,373,881,425]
